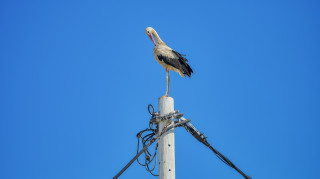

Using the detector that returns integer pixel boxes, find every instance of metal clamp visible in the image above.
[149,110,184,124]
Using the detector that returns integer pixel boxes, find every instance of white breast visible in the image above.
[154,44,177,59]
[153,44,185,77]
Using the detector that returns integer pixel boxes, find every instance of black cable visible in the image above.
[145,143,159,176]
[182,121,251,179]
[137,130,157,167]
[135,126,159,177]
[113,137,157,179]
[208,145,251,179]
[114,104,251,179]
[113,119,189,178]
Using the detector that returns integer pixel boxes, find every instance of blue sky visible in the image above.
[0,0,319,179]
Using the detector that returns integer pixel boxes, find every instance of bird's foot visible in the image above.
[160,94,169,98]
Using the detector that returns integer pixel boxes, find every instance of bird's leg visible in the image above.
[168,70,170,96]
[164,68,169,97]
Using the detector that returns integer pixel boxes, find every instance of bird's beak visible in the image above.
[149,34,156,46]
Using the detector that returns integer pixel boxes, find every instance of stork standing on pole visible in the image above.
[145,27,193,97]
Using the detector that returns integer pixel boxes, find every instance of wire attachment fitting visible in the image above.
[149,108,183,124]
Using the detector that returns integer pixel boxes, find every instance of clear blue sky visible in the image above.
[1,0,319,179]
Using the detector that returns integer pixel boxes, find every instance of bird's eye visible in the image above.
[147,31,149,33]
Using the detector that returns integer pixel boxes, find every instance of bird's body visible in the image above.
[146,27,193,97]
[154,44,193,77]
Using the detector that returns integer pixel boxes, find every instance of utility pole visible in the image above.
[158,96,175,179]
[113,97,251,179]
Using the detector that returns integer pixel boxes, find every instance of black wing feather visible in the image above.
[157,50,193,77]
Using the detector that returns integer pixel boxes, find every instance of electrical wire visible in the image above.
[113,104,251,179]
[181,118,252,179]
[113,117,189,179]
[136,128,159,176]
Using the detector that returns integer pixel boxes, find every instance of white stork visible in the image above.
[145,27,193,97]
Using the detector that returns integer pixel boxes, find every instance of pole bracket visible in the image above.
[149,109,183,124]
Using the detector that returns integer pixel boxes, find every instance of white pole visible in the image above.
[158,96,175,179]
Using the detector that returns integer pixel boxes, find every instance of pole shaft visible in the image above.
[158,97,175,179]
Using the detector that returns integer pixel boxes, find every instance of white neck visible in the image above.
[152,30,163,44]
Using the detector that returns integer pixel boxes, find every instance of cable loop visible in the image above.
[148,104,154,115]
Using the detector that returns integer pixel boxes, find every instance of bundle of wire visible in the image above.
[113,107,251,179]
[183,121,252,179]
[136,128,159,176]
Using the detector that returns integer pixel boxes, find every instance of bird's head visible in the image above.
[145,27,156,46]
